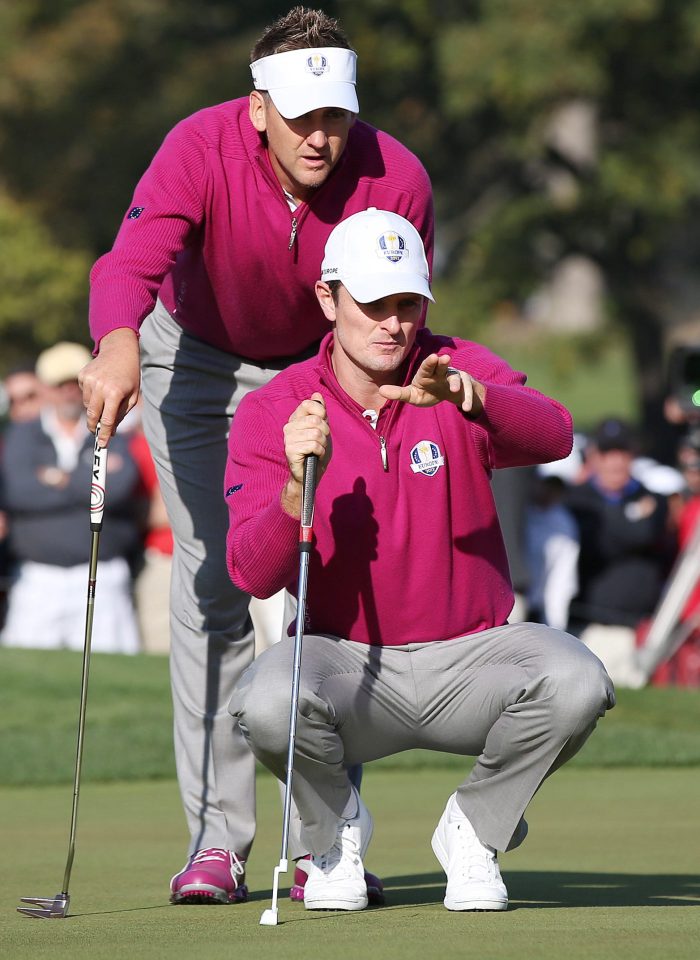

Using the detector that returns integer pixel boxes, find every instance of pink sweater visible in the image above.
[89,98,433,360]
[225,331,573,646]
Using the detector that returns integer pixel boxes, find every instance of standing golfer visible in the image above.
[226,208,615,912]
[79,7,432,903]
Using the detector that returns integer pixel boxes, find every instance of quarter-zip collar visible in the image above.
[253,136,350,252]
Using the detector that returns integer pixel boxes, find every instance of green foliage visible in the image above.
[2,1,700,434]
[0,191,90,366]
[0,1,294,250]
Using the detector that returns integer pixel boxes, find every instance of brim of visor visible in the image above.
[268,81,359,119]
[340,273,435,304]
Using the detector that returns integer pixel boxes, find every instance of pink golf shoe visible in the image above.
[170,848,248,904]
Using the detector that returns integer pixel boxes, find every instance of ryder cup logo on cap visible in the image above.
[378,231,406,264]
[250,47,358,119]
[321,207,434,304]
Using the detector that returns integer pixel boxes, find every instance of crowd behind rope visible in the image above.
[0,343,294,658]
[1,346,699,685]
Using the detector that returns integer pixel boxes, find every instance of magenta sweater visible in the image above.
[89,98,433,360]
[225,331,573,646]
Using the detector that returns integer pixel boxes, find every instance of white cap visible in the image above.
[320,208,434,304]
[250,47,358,119]
[36,342,92,386]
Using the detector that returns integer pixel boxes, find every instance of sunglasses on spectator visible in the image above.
[9,390,40,406]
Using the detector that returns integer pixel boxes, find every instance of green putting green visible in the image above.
[3,767,699,960]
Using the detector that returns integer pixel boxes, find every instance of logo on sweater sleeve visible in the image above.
[127,206,145,220]
[409,440,445,476]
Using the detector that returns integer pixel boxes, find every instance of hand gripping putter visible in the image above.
[18,428,108,919]
[260,454,319,927]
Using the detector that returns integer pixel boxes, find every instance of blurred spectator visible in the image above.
[524,433,587,630]
[0,472,8,630]
[676,426,700,502]
[524,470,579,630]
[1,363,43,627]
[491,465,536,623]
[629,452,686,555]
[3,365,43,424]
[128,423,173,654]
[650,428,700,686]
[566,417,668,686]
[125,410,289,655]
[496,436,585,627]
[675,429,700,640]
[0,342,142,653]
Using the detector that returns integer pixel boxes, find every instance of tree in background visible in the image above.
[0,190,90,364]
[0,0,264,363]
[2,1,700,452]
[344,0,700,453]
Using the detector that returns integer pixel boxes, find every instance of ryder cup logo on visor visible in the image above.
[306,53,329,76]
[378,231,407,264]
[410,440,445,477]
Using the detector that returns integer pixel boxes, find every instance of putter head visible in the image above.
[259,907,279,926]
[17,893,70,919]
[260,858,288,927]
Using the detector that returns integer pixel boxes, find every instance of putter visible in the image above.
[260,453,319,927]
[18,427,108,919]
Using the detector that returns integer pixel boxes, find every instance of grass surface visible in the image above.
[1,648,176,784]
[1,648,700,786]
[3,768,700,960]
[3,648,699,957]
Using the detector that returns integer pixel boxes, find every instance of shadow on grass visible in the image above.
[378,871,700,909]
[60,872,700,918]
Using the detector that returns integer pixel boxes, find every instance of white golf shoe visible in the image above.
[303,786,373,911]
[431,793,508,911]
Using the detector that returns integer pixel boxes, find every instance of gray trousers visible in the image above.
[231,622,615,856]
[140,302,299,858]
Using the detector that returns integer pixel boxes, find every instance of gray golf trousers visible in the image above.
[140,301,304,858]
[231,623,615,856]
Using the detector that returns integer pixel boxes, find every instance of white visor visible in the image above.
[321,208,434,304]
[250,47,358,119]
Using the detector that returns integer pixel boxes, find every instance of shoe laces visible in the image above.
[190,848,245,882]
[314,822,362,880]
[452,823,501,884]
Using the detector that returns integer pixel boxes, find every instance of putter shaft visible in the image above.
[260,455,318,926]
[17,428,107,920]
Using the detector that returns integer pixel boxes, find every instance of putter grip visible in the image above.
[90,426,108,532]
[301,454,319,531]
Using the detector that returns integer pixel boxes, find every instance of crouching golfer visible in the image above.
[225,207,615,912]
